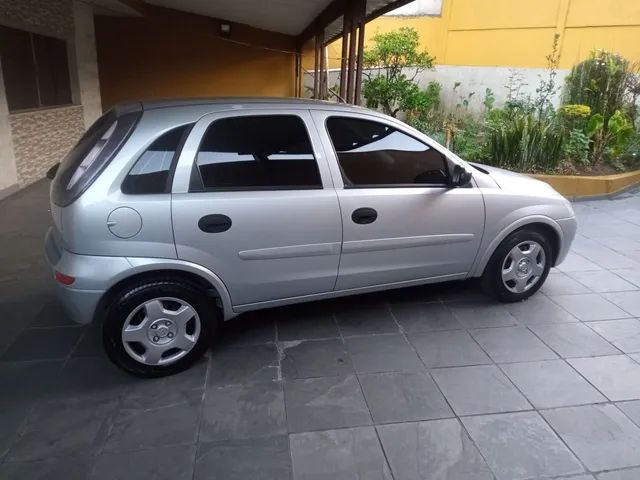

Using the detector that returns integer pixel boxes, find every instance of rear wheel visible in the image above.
[103,280,217,377]
[481,229,552,302]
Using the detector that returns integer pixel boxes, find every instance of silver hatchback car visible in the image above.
[45,98,577,376]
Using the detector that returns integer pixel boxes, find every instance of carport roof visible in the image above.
[105,0,414,40]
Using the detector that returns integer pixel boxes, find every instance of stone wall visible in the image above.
[9,106,84,186]
[0,0,73,37]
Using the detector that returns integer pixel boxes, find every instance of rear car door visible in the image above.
[311,110,485,290]
[171,109,342,307]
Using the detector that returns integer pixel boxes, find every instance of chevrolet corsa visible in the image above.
[45,98,577,376]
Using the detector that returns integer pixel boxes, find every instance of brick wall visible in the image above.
[9,106,84,185]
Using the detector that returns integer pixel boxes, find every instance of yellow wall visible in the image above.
[327,0,640,69]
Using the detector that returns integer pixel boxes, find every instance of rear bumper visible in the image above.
[44,227,130,325]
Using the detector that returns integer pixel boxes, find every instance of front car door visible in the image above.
[171,109,342,307]
[311,110,485,291]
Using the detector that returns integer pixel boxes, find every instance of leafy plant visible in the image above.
[533,33,561,120]
[563,129,590,164]
[362,27,435,117]
[487,113,564,172]
[587,110,634,162]
[483,88,496,112]
[564,50,631,123]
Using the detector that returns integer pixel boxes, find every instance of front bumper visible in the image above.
[44,227,130,325]
[555,216,578,266]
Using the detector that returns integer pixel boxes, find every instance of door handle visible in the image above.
[198,214,232,233]
[352,207,377,225]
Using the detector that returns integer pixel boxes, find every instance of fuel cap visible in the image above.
[107,207,142,238]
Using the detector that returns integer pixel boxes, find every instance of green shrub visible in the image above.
[487,114,564,172]
[563,129,590,165]
[564,50,631,123]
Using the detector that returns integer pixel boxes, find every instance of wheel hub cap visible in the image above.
[501,240,546,294]
[121,297,201,366]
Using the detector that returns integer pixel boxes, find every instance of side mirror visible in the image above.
[450,164,472,187]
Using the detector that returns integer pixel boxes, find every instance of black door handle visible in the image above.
[198,214,232,233]
[352,207,377,224]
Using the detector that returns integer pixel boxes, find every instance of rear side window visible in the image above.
[122,124,192,194]
[326,117,449,187]
[192,115,322,191]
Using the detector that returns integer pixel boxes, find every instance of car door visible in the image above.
[171,109,342,307]
[311,110,485,291]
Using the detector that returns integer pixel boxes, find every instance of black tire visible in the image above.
[481,228,552,302]
[103,279,218,377]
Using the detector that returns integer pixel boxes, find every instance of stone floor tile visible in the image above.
[602,292,640,317]
[344,334,422,374]
[276,305,340,341]
[194,436,290,480]
[470,326,558,363]
[377,419,493,480]
[284,375,371,432]
[103,394,200,453]
[219,311,276,347]
[6,396,118,461]
[588,319,640,353]
[206,345,278,386]
[555,252,603,272]
[408,330,491,368]
[506,294,578,324]
[280,338,352,379]
[290,427,391,480]
[432,365,530,416]
[359,372,452,423]
[448,301,519,329]
[542,404,640,471]
[0,402,31,458]
[334,304,398,336]
[91,445,196,480]
[71,326,104,358]
[1,326,83,361]
[611,269,640,288]
[597,468,640,480]
[542,272,592,295]
[550,294,630,321]
[569,270,638,293]
[568,355,640,401]
[389,301,461,332]
[462,411,584,480]
[501,360,606,408]
[0,459,91,480]
[616,400,640,428]
[200,382,285,442]
[529,323,620,358]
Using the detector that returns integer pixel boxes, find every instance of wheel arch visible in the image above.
[471,215,564,277]
[95,260,236,324]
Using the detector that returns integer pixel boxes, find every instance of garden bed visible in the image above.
[531,169,640,199]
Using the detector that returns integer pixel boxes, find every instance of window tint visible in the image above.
[194,115,321,190]
[326,117,449,186]
[0,26,72,111]
[122,125,191,194]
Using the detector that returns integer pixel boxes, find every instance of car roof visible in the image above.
[139,97,372,111]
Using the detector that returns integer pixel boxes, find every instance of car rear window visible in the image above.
[192,115,322,191]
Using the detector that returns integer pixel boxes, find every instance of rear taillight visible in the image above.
[55,271,75,285]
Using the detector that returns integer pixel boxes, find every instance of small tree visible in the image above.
[362,27,435,117]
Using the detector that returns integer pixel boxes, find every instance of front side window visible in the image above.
[193,115,322,191]
[122,125,191,194]
[326,117,449,187]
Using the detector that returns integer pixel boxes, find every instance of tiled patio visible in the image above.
[2,180,640,479]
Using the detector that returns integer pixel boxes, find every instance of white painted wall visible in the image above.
[386,0,442,16]
[308,64,570,116]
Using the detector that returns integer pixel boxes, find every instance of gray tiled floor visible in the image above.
[3,180,640,479]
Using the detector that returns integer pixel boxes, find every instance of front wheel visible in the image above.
[103,280,217,377]
[481,229,552,302]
